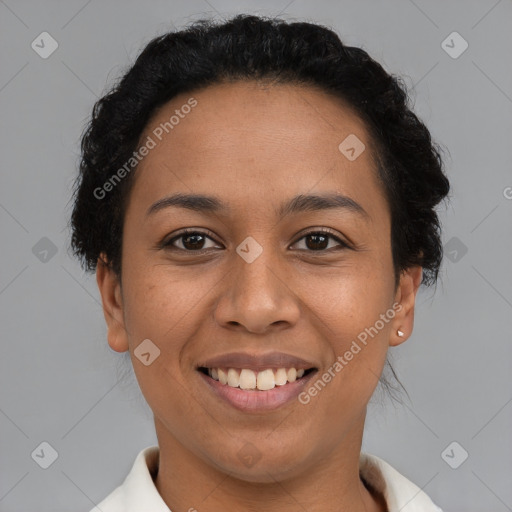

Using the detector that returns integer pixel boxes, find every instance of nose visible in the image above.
[213,245,301,334]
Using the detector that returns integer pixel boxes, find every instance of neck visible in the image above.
[153,411,385,512]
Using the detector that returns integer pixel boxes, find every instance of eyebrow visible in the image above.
[146,192,369,220]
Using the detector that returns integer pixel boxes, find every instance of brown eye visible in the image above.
[165,230,220,252]
[162,228,349,254]
[291,230,349,252]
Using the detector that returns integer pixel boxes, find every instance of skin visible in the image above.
[96,81,422,512]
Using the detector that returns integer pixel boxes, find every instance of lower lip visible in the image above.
[198,370,317,413]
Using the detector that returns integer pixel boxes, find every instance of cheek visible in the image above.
[121,259,205,342]
[299,255,393,333]
[120,272,197,420]
[297,262,393,396]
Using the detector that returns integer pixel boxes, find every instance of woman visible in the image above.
[70,14,449,512]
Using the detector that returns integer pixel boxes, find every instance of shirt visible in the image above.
[90,445,443,512]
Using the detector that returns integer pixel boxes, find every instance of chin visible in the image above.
[210,445,312,484]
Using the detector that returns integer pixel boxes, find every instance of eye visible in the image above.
[163,229,220,252]
[291,229,350,252]
[161,228,350,254]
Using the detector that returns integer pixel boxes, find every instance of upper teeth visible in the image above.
[207,367,306,390]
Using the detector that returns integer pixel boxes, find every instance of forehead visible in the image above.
[128,81,388,223]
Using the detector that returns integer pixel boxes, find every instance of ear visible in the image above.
[96,253,129,353]
[389,265,423,347]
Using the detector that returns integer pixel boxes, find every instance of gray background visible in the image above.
[1,0,511,511]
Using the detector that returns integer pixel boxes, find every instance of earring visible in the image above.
[397,330,404,337]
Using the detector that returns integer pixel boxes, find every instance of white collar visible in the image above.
[91,445,443,512]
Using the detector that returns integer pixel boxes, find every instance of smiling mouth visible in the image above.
[198,366,317,391]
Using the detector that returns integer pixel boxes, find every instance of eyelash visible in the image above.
[162,228,350,254]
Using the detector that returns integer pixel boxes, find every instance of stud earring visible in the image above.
[397,330,404,337]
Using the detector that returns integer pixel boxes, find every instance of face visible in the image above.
[97,81,422,483]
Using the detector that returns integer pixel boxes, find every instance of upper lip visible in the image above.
[197,352,317,372]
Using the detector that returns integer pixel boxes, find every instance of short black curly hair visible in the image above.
[69,14,450,292]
